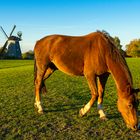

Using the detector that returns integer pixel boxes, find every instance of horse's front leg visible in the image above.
[79,74,98,116]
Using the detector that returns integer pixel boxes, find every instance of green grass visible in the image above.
[0,58,140,139]
[0,60,33,69]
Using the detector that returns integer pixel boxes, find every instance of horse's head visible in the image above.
[117,88,140,131]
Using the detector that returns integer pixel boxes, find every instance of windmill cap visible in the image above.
[8,36,22,41]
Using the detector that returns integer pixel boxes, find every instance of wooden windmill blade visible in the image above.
[9,25,16,37]
[0,26,9,39]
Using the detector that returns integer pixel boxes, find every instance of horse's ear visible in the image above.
[132,88,140,94]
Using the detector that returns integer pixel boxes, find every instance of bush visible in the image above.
[126,39,140,57]
[22,50,34,59]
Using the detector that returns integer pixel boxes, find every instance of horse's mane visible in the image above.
[97,30,133,85]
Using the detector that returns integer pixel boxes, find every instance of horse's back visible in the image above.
[34,34,88,75]
[34,32,110,75]
[34,32,104,57]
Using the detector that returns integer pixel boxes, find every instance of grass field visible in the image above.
[0,59,140,140]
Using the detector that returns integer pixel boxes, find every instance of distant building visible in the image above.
[0,25,22,59]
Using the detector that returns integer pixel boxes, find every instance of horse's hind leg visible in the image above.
[80,74,98,116]
[34,70,45,114]
[41,67,55,94]
[35,66,55,113]
[97,73,109,119]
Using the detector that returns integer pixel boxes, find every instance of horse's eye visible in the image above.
[128,104,133,109]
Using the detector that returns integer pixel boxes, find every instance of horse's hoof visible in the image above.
[38,110,44,114]
[34,103,37,109]
[100,116,108,121]
[79,108,84,117]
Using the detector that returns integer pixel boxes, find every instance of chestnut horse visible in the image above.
[34,31,140,130]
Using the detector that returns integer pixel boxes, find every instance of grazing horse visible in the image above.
[34,31,140,130]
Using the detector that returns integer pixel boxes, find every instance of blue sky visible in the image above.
[0,0,140,52]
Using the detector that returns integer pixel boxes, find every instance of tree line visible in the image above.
[126,39,140,57]
[111,36,140,57]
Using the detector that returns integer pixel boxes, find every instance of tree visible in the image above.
[113,36,122,50]
[126,39,140,57]
[22,50,34,59]
[112,36,127,56]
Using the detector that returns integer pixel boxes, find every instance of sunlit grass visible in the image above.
[0,58,140,139]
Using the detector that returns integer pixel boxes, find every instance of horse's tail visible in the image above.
[34,57,37,85]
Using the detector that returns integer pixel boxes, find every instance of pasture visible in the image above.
[0,59,140,139]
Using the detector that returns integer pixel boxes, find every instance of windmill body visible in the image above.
[6,36,22,59]
[0,25,22,59]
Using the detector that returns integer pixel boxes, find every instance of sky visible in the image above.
[0,0,140,52]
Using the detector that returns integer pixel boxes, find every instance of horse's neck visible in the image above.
[109,60,132,92]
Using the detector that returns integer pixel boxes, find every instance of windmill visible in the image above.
[0,25,22,59]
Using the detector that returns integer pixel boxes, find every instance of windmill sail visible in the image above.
[0,26,8,38]
[0,41,8,58]
[9,25,16,37]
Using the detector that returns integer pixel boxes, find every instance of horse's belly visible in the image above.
[52,59,84,76]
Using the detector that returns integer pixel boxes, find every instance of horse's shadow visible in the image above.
[43,103,82,113]
[107,113,121,119]
[43,103,120,120]
[42,100,140,120]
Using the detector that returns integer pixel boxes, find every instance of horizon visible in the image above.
[0,0,140,52]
